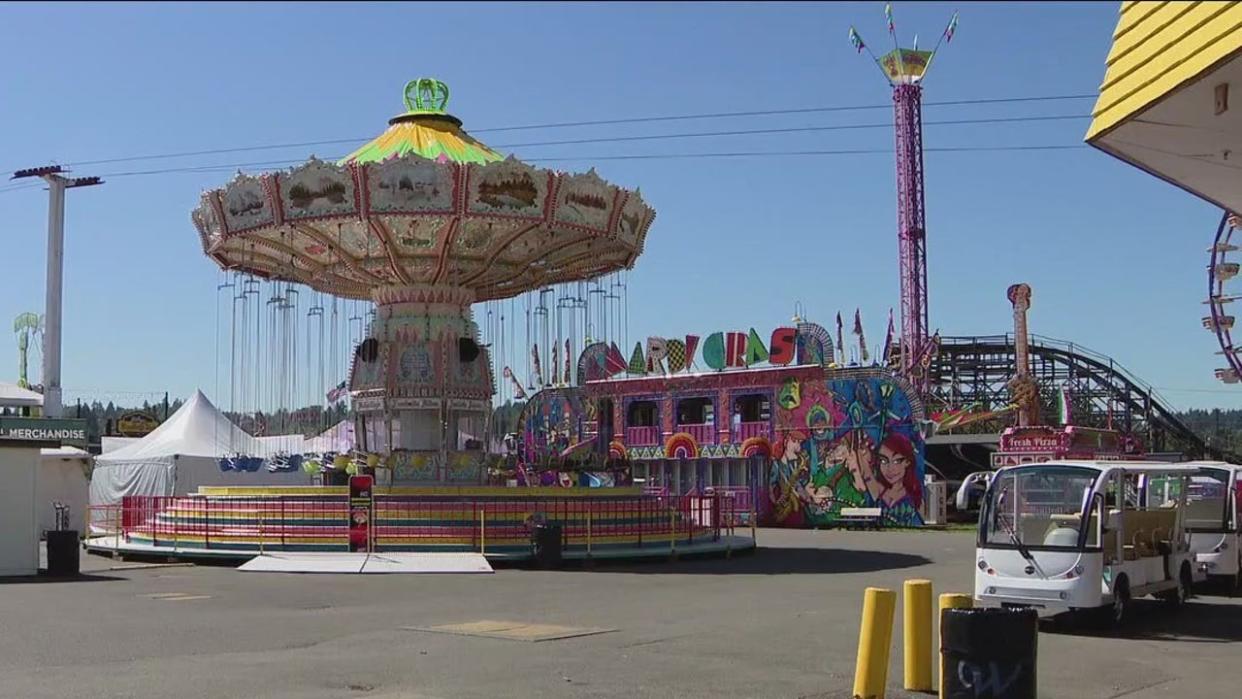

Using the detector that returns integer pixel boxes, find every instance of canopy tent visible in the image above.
[38,446,91,534]
[101,436,140,454]
[0,382,43,409]
[90,390,309,508]
[256,433,311,454]
[304,420,355,454]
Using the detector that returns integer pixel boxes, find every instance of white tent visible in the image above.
[0,382,43,409]
[256,433,310,455]
[304,420,355,454]
[101,436,140,453]
[38,446,91,534]
[90,390,309,507]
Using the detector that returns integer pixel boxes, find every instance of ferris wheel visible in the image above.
[1207,212,1242,384]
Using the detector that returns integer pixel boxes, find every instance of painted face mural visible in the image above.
[767,376,925,527]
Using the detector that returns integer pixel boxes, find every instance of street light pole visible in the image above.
[11,166,103,418]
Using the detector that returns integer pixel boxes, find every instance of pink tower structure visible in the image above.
[894,80,929,384]
[850,8,957,391]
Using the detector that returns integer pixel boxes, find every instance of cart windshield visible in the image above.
[981,465,1099,550]
[1160,468,1234,532]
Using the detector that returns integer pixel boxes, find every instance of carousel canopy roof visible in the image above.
[341,79,503,166]
[192,78,656,302]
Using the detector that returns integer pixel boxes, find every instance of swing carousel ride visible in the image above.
[81,78,760,562]
[192,78,655,482]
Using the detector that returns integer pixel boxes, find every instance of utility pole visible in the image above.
[11,166,103,418]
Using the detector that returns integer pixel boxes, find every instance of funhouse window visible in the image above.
[734,394,769,422]
[676,397,714,425]
[627,400,658,427]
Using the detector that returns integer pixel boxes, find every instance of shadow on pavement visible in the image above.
[0,572,125,584]
[1043,599,1242,643]
[576,546,931,575]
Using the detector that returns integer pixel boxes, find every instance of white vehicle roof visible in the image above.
[995,460,1205,477]
[1180,460,1242,472]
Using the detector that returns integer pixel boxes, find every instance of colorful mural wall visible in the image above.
[768,375,925,527]
[515,363,927,527]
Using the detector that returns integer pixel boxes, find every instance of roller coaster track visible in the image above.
[927,334,1235,460]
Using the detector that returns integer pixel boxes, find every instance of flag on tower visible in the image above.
[884,3,895,33]
[835,312,845,365]
[848,26,865,53]
[327,380,347,404]
[854,309,870,363]
[502,366,527,399]
[944,11,959,43]
[882,309,895,365]
[531,344,544,388]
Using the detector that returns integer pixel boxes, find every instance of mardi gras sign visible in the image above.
[579,322,835,381]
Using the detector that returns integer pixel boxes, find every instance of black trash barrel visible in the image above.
[531,524,563,568]
[941,607,1037,699]
[45,530,80,577]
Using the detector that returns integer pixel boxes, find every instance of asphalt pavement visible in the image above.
[1,528,1238,698]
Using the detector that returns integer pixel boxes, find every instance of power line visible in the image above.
[89,143,1085,180]
[13,92,1096,174]
[1154,386,1242,395]
[473,93,1098,133]
[494,114,1087,149]
[0,183,43,196]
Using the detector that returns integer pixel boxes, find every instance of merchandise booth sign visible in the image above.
[348,475,374,552]
[0,417,88,448]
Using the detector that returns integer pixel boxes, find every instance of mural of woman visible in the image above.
[769,430,809,526]
[875,433,924,526]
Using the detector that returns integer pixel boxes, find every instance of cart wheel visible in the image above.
[1107,576,1131,628]
[1161,564,1191,608]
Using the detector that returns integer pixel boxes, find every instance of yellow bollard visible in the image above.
[853,587,897,699]
[938,593,973,699]
[903,580,934,691]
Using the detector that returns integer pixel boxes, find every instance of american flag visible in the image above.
[327,380,347,403]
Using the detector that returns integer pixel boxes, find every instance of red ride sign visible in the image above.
[348,475,374,553]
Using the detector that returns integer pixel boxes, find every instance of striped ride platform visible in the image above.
[87,486,755,563]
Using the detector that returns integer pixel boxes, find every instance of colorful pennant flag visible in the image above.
[531,344,544,388]
[551,342,560,386]
[854,309,870,363]
[1057,385,1072,426]
[884,2,895,33]
[327,380,347,403]
[848,26,865,53]
[944,11,959,43]
[502,366,527,399]
[882,309,895,364]
[835,313,845,366]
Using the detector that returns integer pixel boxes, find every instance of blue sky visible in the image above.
[0,1,1235,411]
